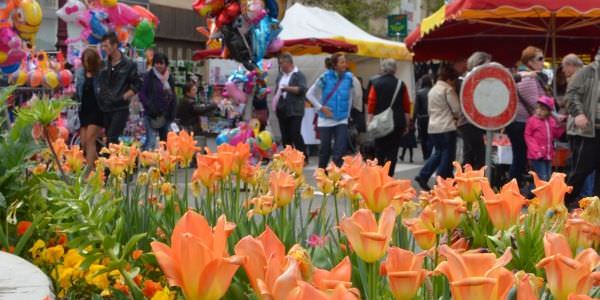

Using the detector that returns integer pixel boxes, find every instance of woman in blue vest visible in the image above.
[306,52,356,168]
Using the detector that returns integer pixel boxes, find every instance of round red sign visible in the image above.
[460,63,518,130]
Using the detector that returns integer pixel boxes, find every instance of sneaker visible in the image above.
[414,176,430,191]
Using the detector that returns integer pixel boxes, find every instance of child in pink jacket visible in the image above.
[524,96,565,181]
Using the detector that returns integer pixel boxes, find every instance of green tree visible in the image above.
[296,0,393,31]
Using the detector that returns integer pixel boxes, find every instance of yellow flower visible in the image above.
[136,172,149,186]
[161,182,174,197]
[288,244,313,281]
[151,287,176,300]
[42,245,65,264]
[191,180,202,197]
[32,163,47,175]
[314,168,334,194]
[85,264,110,290]
[247,194,275,218]
[149,167,161,183]
[29,239,46,263]
[269,170,296,207]
[56,266,75,290]
[63,249,84,268]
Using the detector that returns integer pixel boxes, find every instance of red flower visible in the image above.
[16,221,32,236]
[142,280,162,298]
[132,249,143,260]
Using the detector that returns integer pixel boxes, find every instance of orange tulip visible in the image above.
[515,271,543,300]
[339,154,365,201]
[530,171,573,212]
[64,145,85,173]
[429,196,466,231]
[99,156,127,178]
[277,145,305,175]
[269,170,296,207]
[481,179,528,231]
[314,168,334,194]
[567,294,595,300]
[157,147,178,175]
[312,257,352,292]
[435,245,514,300]
[431,176,460,200]
[453,162,486,203]
[352,161,405,213]
[239,163,258,186]
[380,247,427,300]
[192,153,222,191]
[247,194,276,218]
[167,131,198,167]
[139,151,159,167]
[212,146,234,178]
[150,211,243,300]
[535,232,600,300]
[564,211,593,250]
[219,142,251,175]
[403,211,437,250]
[339,206,396,263]
[288,281,360,300]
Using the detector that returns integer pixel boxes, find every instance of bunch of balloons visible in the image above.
[8,51,73,89]
[222,62,271,103]
[0,0,43,74]
[56,0,159,50]
[216,119,276,160]
[193,0,285,72]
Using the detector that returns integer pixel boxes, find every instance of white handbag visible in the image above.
[367,80,402,139]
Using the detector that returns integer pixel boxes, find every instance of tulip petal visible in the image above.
[150,241,182,287]
[544,232,573,258]
[197,256,243,300]
[272,259,301,300]
[234,236,268,291]
[259,226,286,260]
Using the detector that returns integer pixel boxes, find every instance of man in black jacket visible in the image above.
[98,31,141,145]
[274,52,308,157]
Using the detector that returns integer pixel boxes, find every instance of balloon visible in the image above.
[216,130,230,146]
[0,0,16,20]
[192,0,225,17]
[56,0,86,23]
[245,0,266,24]
[267,37,283,53]
[105,3,140,27]
[100,0,118,8]
[131,5,159,27]
[250,16,281,64]
[221,21,255,71]
[131,20,155,49]
[29,70,43,87]
[256,130,272,151]
[249,118,261,136]
[59,69,73,87]
[44,70,60,89]
[223,81,246,104]
[1,64,20,74]
[88,11,109,44]
[215,1,241,28]
[12,0,43,46]
[264,0,278,19]
[9,69,28,85]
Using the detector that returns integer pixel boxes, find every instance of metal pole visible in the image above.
[551,13,557,98]
[485,130,493,178]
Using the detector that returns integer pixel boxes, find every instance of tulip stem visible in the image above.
[333,191,342,243]
[367,261,378,300]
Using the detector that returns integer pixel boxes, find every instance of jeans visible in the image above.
[277,113,306,155]
[506,122,527,181]
[143,116,169,150]
[459,123,485,169]
[103,109,129,145]
[581,171,596,197]
[531,159,551,181]
[418,131,457,180]
[318,124,348,168]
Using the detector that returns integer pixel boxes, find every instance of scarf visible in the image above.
[153,67,171,91]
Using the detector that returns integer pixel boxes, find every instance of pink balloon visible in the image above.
[267,38,284,53]
[224,81,247,104]
[105,3,140,27]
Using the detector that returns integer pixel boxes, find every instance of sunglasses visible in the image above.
[535,56,544,62]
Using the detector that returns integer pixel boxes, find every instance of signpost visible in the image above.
[460,63,518,177]
[387,14,408,39]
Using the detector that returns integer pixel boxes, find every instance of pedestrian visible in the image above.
[273,52,308,157]
[565,48,600,208]
[507,46,550,185]
[306,52,358,168]
[399,120,417,163]
[75,48,103,168]
[97,31,141,145]
[139,52,176,150]
[414,63,460,190]
[176,81,216,134]
[414,74,433,160]
[457,51,491,169]
[524,96,565,181]
[367,59,410,176]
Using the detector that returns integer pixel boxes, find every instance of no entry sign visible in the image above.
[460,63,518,130]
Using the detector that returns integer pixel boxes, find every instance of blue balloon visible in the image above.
[216,131,230,146]
[1,64,20,74]
[251,17,281,64]
[88,11,108,45]
[264,0,279,19]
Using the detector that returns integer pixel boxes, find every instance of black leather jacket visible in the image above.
[96,56,141,112]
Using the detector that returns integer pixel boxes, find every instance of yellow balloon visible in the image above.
[249,118,261,136]
[9,70,28,86]
[101,0,118,7]
[43,71,59,89]
[12,0,42,44]
[0,51,7,64]
[256,131,273,151]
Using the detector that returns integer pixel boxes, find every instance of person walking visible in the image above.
[273,52,308,156]
[306,52,357,168]
[139,52,176,150]
[524,96,565,181]
[367,59,411,176]
[75,48,103,168]
[414,64,461,190]
[507,46,550,185]
[97,31,141,145]
[414,74,433,160]
[565,49,600,208]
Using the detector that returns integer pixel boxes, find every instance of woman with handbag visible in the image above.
[367,59,411,176]
[414,64,461,190]
[139,53,176,150]
[306,52,358,168]
[75,48,104,169]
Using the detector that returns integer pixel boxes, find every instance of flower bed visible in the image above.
[0,88,599,299]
